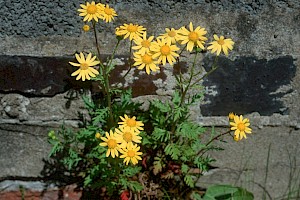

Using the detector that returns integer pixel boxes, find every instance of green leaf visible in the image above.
[172,91,181,106]
[151,99,171,113]
[164,143,181,160]
[202,185,254,200]
[120,89,133,106]
[184,174,194,188]
[48,140,63,157]
[176,122,205,140]
[194,156,215,172]
[173,106,186,121]
[82,94,95,109]
[153,156,164,175]
[92,107,109,125]
[181,164,189,174]
[122,166,141,177]
[123,181,143,192]
[152,128,170,142]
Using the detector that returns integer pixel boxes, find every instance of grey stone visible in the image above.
[197,127,300,199]
[0,0,299,199]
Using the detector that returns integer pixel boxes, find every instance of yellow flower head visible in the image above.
[119,142,143,165]
[115,23,146,41]
[132,32,154,54]
[99,130,123,158]
[228,112,236,121]
[95,132,101,139]
[178,22,207,52]
[82,24,90,32]
[69,52,100,81]
[118,114,144,132]
[133,52,160,75]
[230,115,252,140]
[207,34,234,56]
[150,38,180,66]
[78,1,104,22]
[158,28,181,44]
[115,126,142,148]
[100,4,117,23]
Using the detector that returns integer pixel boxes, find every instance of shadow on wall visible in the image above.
[201,55,296,116]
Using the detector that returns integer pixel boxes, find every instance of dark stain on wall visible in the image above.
[0,55,166,97]
[201,55,296,116]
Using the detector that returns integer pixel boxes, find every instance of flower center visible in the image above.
[160,45,170,55]
[127,150,135,157]
[87,5,97,14]
[141,40,151,48]
[127,25,138,33]
[142,54,152,64]
[127,118,136,127]
[188,31,198,42]
[237,123,245,131]
[107,139,117,148]
[123,132,133,142]
[218,39,225,45]
[168,30,176,37]
[80,63,89,70]
[104,7,112,15]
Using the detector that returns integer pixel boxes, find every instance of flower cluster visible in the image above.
[99,115,144,165]
[69,2,235,80]
[115,21,234,75]
[229,113,252,141]
[78,1,117,23]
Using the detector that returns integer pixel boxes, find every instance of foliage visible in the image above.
[47,1,253,199]
[199,185,254,200]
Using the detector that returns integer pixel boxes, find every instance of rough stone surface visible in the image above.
[197,127,300,199]
[0,182,81,200]
[0,0,299,199]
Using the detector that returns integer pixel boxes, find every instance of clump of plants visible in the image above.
[48,1,254,199]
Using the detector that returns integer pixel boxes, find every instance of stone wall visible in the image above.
[0,0,299,199]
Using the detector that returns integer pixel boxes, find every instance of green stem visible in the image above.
[92,21,104,69]
[197,130,231,157]
[107,39,121,70]
[180,50,198,106]
[92,21,114,128]
[122,40,134,78]
[170,50,198,134]
[189,56,219,88]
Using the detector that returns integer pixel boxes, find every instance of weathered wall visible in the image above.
[0,0,299,199]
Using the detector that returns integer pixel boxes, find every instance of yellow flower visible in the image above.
[115,126,142,148]
[100,130,123,158]
[69,52,100,81]
[119,142,143,165]
[230,115,252,140]
[95,132,101,139]
[207,34,234,56]
[115,23,146,41]
[78,1,104,22]
[133,52,160,75]
[228,112,235,121]
[132,32,154,54]
[178,22,207,52]
[82,24,90,32]
[118,114,144,132]
[150,38,180,66]
[100,4,117,23]
[158,28,181,44]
